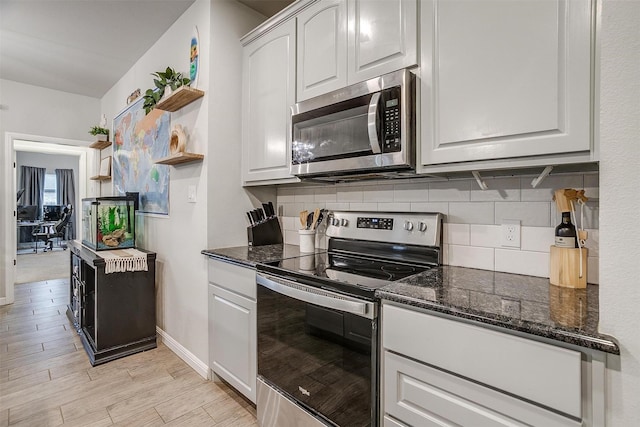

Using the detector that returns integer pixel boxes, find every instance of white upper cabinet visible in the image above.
[297,0,348,101]
[296,0,417,102]
[419,0,592,169]
[348,0,418,84]
[242,20,298,184]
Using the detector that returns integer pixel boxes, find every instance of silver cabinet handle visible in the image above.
[257,274,376,319]
[367,92,382,154]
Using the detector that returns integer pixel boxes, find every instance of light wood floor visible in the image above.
[0,278,257,426]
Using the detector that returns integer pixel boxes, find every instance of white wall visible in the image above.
[99,0,265,372]
[0,80,100,299]
[598,0,640,424]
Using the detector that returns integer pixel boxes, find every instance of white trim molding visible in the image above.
[156,326,209,380]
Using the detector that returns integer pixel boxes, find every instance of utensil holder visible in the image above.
[247,217,283,247]
[298,229,316,253]
[549,246,588,288]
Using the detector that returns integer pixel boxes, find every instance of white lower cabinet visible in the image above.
[382,303,604,426]
[208,259,256,403]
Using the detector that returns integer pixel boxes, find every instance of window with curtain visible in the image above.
[43,173,57,205]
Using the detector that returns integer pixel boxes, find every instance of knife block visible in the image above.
[247,217,283,247]
[549,246,588,288]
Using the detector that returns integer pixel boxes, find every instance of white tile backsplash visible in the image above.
[276,173,599,283]
[495,249,550,277]
[470,224,501,248]
[448,245,495,270]
[444,223,470,245]
[495,202,551,227]
[449,202,494,224]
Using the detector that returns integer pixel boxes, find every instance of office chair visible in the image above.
[33,206,72,252]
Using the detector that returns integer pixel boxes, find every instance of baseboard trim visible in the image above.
[156,326,209,379]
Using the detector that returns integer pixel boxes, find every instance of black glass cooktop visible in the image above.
[257,250,435,300]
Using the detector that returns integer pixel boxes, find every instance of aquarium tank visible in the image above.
[82,196,136,251]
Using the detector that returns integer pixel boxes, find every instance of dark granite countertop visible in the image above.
[377,266,619,354]
[201,244,325,268]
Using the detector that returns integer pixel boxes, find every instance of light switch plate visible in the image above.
[501,219,521,248]
[187,185,197,203]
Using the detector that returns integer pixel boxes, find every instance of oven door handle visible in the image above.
[367,92,382,154]
[257,274,376,319]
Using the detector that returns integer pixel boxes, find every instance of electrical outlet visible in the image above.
[501,220,521,248]
[187,185,197,203]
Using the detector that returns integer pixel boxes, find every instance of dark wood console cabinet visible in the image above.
[66,240,157,366]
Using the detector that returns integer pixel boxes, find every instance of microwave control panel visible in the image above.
[382,87,402,152]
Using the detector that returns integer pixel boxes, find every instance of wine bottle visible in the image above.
[555,212,577,248]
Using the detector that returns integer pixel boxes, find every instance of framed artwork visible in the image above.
[112,96,171,215]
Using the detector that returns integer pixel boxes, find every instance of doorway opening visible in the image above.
[2,134,94,305]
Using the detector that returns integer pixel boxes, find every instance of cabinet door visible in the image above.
[209,284,257,403]
[420,0,591,166]
[348,0,417,84]
[242,20,297,184]
[297,0,348,101]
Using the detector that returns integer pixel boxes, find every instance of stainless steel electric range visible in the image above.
[256,211,443,427]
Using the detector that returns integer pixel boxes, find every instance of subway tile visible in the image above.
[521,227,555,252]
[284,229,298,245]
[277,187,295,203]
[349,202,378,211]
[495,202,550,227]
[282,202,305,217]
[447,245,495,270]
[429,180,471,202]
[363,184,394,202]
[582,201,599,229]
[470,177,520,202]
[583,173,599,200]
[294,188,315,202]
[449,202,494,225]
[337,186,364,202]
[410,202,449,215]
[378,202,411,212]
[520,174,583,202]
[444,223,470,245]
[470,225,500,248]
[583,229,599,257]
[325,202,350,211]
[587,257,599,285]
[442,244,449,265]
[495,249,549,278]
[394,182,429,202]
[282,216,296,231]
[314,187,337,202]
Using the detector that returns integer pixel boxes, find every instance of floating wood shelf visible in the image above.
[154,152,204,165]
[90,175,111,181]
[89,140,112,150]
[155,86,205,112]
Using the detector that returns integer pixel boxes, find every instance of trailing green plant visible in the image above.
[89,126,109,137]
[142,67,191,114]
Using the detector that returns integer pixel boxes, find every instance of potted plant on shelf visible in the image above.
[142,67,191,114]
[89,126,109,141]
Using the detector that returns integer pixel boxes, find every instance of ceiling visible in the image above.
[0,0,293,99]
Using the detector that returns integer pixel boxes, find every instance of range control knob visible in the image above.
[331,217,340,227]
[404,220,414,231]
[418,222,428,232]
[340,218,349,227]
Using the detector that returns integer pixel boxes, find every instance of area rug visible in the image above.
[16,248,69,284]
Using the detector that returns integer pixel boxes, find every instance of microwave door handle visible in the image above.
[367,92,382,154]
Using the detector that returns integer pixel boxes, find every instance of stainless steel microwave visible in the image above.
[290,69,416,180]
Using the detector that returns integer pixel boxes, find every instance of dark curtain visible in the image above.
[55,169,76,239]
[20,165,45,215]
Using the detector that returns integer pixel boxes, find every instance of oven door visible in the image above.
[257,273,378,427]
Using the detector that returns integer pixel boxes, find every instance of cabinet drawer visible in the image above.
[384,351,580,427]
[208,259,256,299]
[382,304,582,418]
